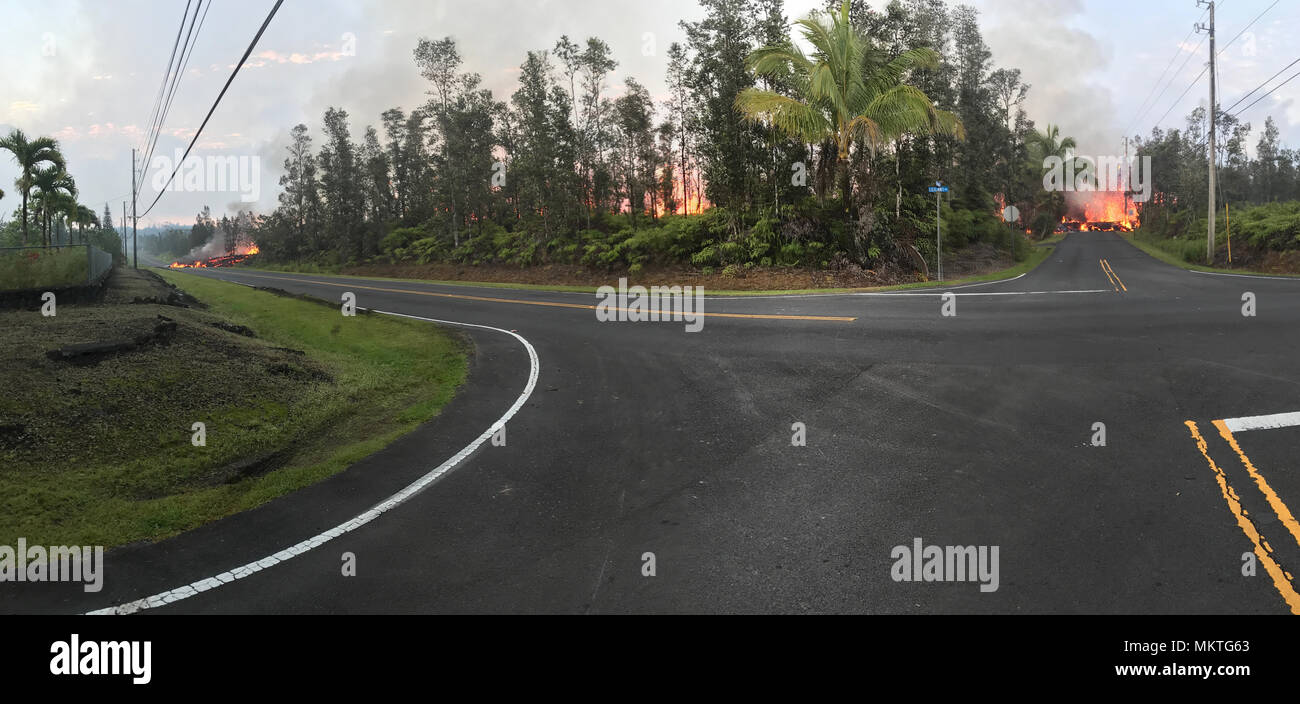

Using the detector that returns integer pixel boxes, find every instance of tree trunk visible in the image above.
[20,190,28,246]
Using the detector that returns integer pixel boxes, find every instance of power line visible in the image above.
[1232,68,1300,118]
[1216,0,1277,56]
[141,0,211,179]
[139,1,194,163]
[139,0,285,218]
[1223,56,1300,114]
[1140,0,1270,136]
[1121,8,1208,139]
[1152,64,1209,131]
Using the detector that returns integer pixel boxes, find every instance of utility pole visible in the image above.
[122,201,127,259]
[1197,1,1216,263]
[131,148,138,269]
[1123,137,1130,226]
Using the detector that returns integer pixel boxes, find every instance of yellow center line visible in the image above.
[1099,259,1118,291]
[1185,420,1300,614]
[1101,258,1127,292]
[1213,420,1300,550]
[205,270,857,322]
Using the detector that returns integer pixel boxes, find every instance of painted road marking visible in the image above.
[1185,420,1300,614]
[88,311,541,615]
[1190,269,1300,281]
[1212,419,1300,550]
[1104,259,1127,292]
[1221,411,1300,433]
[1099,259,1117,291]
[1100,258,1126,292]
[199,270,856,322]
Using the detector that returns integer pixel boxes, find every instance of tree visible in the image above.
[318,107,365,259]
[682,0,765,211]
[278,124,321,257]
[0,129,64,246]
[613,77,656,224]
[736,0,963,252]
[31,165,75,247]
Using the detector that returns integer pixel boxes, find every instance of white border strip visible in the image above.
[87,310,539,615]
[1190,270,1300,281]
[1221,411,1300,433]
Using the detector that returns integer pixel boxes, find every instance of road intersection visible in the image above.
[6,231,1299,614]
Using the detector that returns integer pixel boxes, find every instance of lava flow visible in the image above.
[169,243,260,269]
[1066,190,1140,232]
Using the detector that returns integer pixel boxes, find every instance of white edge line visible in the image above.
[86,309,539,615]
[1220,411,1300,433]
[1189,269,1300,281]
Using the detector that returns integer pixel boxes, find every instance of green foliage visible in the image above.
[0,246,88,290]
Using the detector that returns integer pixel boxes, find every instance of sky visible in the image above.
[0,0,1296,227]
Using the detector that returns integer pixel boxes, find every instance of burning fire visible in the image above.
[169,242,260,269]
[1066,190,1140,232]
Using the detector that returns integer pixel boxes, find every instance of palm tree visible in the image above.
[0,129,64,246]
[1025,124,1081,234]
[76,205,98,243]
[31,166,75,247]
[736,0,963,221]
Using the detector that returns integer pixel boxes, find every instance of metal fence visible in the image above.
[0,244,115,292]
[87,244,113,284]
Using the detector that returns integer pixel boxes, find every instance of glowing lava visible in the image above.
[169,242,259,268]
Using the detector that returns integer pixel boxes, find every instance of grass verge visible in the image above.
[0,247,88,290]
[1125,230,1300,278]
[0,268,468,548]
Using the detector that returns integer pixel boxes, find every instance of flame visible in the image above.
[168,242,259,268]
[1067,190,1140,232]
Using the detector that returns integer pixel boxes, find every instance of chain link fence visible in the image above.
[0,245,115,292]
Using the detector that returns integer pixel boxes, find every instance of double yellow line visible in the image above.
[199,270,857,322]
[1099,258,1127,292]
[1186,420,1300,614]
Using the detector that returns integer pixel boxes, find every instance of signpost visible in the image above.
[928,182,949,280]
[1002,204,1020,264]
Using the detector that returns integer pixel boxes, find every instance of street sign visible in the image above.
[1002,204,1020,223]
[928,185,949,192]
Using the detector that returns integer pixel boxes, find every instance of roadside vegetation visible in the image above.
[0,246,88,290]
[141,1,1063,291]
[1133,109,1300,272]
[0,128,123,258]
[0,268,467,548]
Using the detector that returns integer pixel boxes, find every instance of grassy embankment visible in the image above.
[0,247,87,290]
[0,268,468,548]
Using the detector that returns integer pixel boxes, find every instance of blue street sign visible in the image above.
[928,186,949,192]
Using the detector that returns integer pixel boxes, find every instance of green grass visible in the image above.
[0,247,88,291]
[1124,229,1300,278]
[237,245,1054,297]
[0,270,468,548]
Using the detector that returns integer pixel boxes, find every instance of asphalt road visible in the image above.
[8,232,1300,614]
